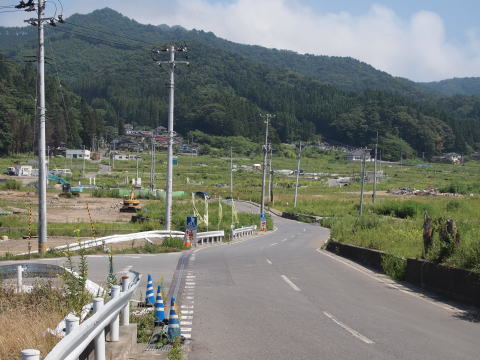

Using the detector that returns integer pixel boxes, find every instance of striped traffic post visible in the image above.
[167,297,181,341]
[145,274,155,306]
[154,285,165,324]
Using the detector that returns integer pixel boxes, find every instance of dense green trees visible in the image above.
[1,8,480,160]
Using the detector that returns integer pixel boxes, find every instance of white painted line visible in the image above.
[185,286,195,289]
[186,296,194,300]
[182,315,193,320]
[180,321,192,326]
[266,258,272,265]
[182,333,192,339]
[270,242,279,247]
[181,305,194,309]
[281,275,301,291]
[303,228,306,232]
[316,248,458,313]
[323,311,374,344]
[186,282,195,285]
[186,275,196,278]
[281,238,288,242]
[182,310,194,314]
[181,327,192,332]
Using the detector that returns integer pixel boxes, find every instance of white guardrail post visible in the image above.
[93,298,106,360]
[110,285,121,342]
[121,276,130,326]
[17,265,23,293]
[21,349,40,360]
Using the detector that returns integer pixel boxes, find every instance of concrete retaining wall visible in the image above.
[326,240,480,307]
[282,212,320,223]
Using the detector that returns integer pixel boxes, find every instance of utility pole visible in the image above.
[135,155,139,187]
[23,0,49,254]
[149,136,155,191]
[267,146,273,204]
[230,147,233,198]
[294,142,302,208]
[82,145,86,178]
[359,149,367,216]
[372,131,378,204]
[152,44,188,232]
[260,114,272,216]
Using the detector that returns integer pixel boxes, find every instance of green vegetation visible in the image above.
[1,9,480,158]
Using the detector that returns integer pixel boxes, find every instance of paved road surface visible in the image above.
[182,203,479,360]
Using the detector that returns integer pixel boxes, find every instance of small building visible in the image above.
[432,153,462,164]
[66,149,91,160]
[15,165,33,176]
[344,150,372,162]
[112,154,141,161]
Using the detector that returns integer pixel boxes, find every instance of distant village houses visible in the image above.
[66,149,91,160]
[344,149,372,162]
[431,153,463,164]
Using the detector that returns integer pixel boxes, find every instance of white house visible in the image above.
[66,149,91,160]
[344,150,372,162]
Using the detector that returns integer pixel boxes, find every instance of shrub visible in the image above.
[381,254,407,280]
[2,180,22,190]
[161,237,184,249]
[373,201,430,219]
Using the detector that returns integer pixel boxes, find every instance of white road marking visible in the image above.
[180,321,192,326]
[281,238,288,242]
[185,286,195,289]
[303,228,306,232]
[182,310,194,314]
[270,242,279,247]
[316,248,459,313]
[281,275,301,291]
[323,311,374,344]
[182,333,192,339]
[186,282,195,285]
[266,258,272,265]
[182,315,193,320]
[186,275,196,278]
[181,327,192,332]
[186,296,194,300]
[181,305,194,309]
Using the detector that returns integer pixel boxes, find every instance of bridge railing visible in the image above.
[21,271,141,360]
[232,225,257,239]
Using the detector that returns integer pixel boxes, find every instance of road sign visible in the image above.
[260,213,267,232]
[185,216,198,247]
[187,216,198,231]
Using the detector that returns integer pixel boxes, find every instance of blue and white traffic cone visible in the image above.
[167,297,181,341]
[145,274,155,306]
[154,285,165,324]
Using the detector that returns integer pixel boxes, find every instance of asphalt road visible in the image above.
[182,203,480,360]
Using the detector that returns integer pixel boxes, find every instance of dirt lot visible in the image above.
[0,190,133,223]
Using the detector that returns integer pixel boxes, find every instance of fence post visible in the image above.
[17,265,23,293]
[110,285,120,341]
[65,314,79,335]
[93,298,106,360]
[21,349,40,360]
[121,276,130,326]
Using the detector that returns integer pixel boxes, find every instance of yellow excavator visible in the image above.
[120,187,141,213]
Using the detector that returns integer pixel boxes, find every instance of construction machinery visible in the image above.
[120,187,141,213]
[47,174,82,196]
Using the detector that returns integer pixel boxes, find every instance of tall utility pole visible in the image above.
[230,147,233,198]
[359,149,367,216]
[267,146,273,204]
[293,142,302,208]
[135,155,139,187]
[372,131,378,203]
[23,0,47,253]
[152,45,188,231]
[149,136,155,191]
[260,113,272,216]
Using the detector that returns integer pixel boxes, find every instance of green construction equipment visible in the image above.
[47,174,82,196]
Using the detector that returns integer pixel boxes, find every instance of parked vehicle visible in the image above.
[195,191,211,200]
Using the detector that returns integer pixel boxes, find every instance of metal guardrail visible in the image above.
[23,271,141,360]
[196,230,224,244]
[232,225,257,238]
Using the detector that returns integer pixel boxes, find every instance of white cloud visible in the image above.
[3,0,480,81]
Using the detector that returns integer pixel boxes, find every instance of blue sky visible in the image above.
[2,0,480,82]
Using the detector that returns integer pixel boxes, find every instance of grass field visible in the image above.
[0,148,479,271]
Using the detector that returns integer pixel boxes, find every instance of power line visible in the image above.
[48,25,147,50]
[62,20,156,48]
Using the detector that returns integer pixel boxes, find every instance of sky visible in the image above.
[2,0,480,82]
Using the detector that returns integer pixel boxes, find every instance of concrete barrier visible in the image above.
[325,240,384,272]
[282,212,320,223]
[405,258,480,307]
[325,240,480,307]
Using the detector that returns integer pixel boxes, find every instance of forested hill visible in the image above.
[0,8,480,158]
[421,78,480,96]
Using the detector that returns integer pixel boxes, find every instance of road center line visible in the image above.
[266,258,272,265]
[270,242,279,247]
[281,275,301,291]
[323,311,374,344]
